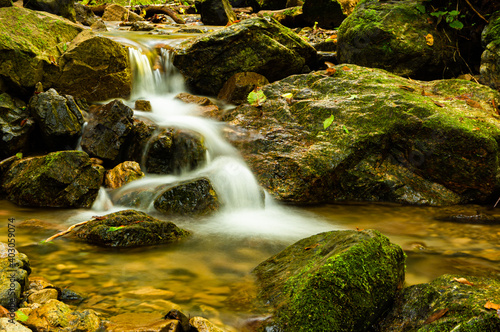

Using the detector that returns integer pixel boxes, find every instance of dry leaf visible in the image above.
[453,277,474,286]
[0,305,9,317]
[304,243,320,250]
[421,89,433,96]
[466,99,483,109]
[425,34,434,46]
[325,61,335,68]
[432,101,445,108]
[356,227,364,232]
[399,85,415,92]
[424,308,448,324]
[342,66,351,71]
[484,301,500,310]
[325,67,336,76]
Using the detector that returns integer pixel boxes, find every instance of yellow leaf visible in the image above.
[453,277,474,286]
[426,34,434,46]
[484,301,500,310]
[281,93,293,99]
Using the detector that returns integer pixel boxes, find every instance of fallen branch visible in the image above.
[138,5,185,24]
[43,220,90,243]
[465,0,488,23]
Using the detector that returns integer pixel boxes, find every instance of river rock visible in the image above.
[173,17,317,95]
[73,210,190,247]
[190,316,224,332]
[0,245,30,309]
[256,0,286,10]
[75,3,99,26]
[154,177,220,215]
[81,99,134,164]
[218,72,269,104]
[302,0,346,29]
[224,64,500,206]
[123,118,158,163]
[1,151,104,207]
[102,4,143,22]
[28,88,85,151]
[253,229,405,331]
[145,128,206,175]
[0,318,32,332]
[195,0,237,26]
[105,161,144,189]
[378,274,500,331]
[480,12,500,91]
[482,10,500,47]
[0,92,33,159]
[337,0,460,79]
[23,0,76,22]
[0,7,82,97]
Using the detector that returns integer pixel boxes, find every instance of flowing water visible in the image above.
[2,26,500,331]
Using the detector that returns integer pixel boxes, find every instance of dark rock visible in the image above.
[253,229,405,331]
[28,88,85,151]
[378,275,500,331]
[173,17,317,95]
[165,309,190,331]
[75,3,99,26]
[480,40,500,91]
[482,10,500,47]
[0,243,30,309]
[23,0,76,22]
[59,288,86,305]
[195,0,237,26]
[123,118,158,163]
[258,7,307,28]
[218,72,269,104]
[1,151,104,208]
[0,0,12,7]
[256,0,287,10]
[73,210,190,247]
[104,161,144,189]
[224,65,500,206]
[154,177,220,216]
[134,99,152,112]
[81,99,134,164]
[130,22,155,31]
[0,92,32,159]
[302,0,346,29]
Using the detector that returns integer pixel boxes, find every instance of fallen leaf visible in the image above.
[324,61,335,68]
[342,66,351,71]
[484,301,500,310]
[424,308,448,324]
[425,34,434,46]
[466,99,483,109]
[453,277,474,286]
[421,89,433,96]
[356,227,364,231]
[492,99,500,115]
[399,85,415,92]
[325,67,336,76]
[20,119,27,126]
[432,101,445,107]
[304,243,320,250]
[0,305,9,317]
[472,127,480,131]
[281,93,293,99]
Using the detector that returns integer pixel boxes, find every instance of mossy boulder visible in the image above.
[0,92,33,158]
[1,151,104,207]
[23,0,77,22]
[482,10,500,47]
[480,39,500,91]
[0,0,12,8]
[0,244,31,309]
[195,0,237,26]
[173,17,317,95]
[73,210,191,247]
[104,161,144,189]
[224,65,500,205]
[337,0,459,79]
[378,275,500,331]
[302,0,346,29]
[253,229,405,332]
[154,177,220,215]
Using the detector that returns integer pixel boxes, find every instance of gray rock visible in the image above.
[0,92,32,159]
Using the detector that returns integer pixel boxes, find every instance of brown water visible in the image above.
[3,199,499,330]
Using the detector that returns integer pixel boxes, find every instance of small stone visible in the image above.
[189,316,225,332]
[28,288,58,304]
[104,161,144,189]
[134,99,152,112]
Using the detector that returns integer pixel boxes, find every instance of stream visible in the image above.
[2,22,500,331]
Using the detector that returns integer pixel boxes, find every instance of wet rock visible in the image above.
[75,3,99,26]
[378,275,500,331]
[165,309,190,331]
[81,99,134,164]
[154,177,220,216]
[218,72,269,105]
[302,0,346,29]
[0,92,33,159]
[256,0,287,10]
[130,22,155,31]
[28,88,85,151]
[480,40,500,91]
[73,210,190,247]
[253,229,405,331]
[337,0,460,79]
[190,316,225,332]
[59,288,85,305]
[0,0,12,8]
[102,4,143,22]
[1,151,104,208]
[0,318,32,331]
[24,299,100,332]
[27,288,59,304]
[195,0,237,26]
[134,99,152,112]
[145,128,206,175]
[0,7,82,97]
[175,92,215,106]
[23,0,76,22]
[434,206,500,225]
[173,17,317,95]
[225,65,500,205]
[123,118,158,163]
[106,313,180,332]
[90,19,107,31]
[258,7,307,28]
[0,245,31,309]
[105,161,144,189]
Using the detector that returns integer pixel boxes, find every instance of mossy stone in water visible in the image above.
[74,210,191,248]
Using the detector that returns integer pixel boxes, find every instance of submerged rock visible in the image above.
[253,229,405,331]
[106,313,181,332]
[105,161,144,189]
[173,17,317,95]
[1,151,104,208]
[225,65,500,206]
[378,274,500,331]
[73,210,190,247]
[154,177,220,216]
[0,92,32,158]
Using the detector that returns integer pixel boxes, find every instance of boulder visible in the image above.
[302,0,346,29]
[1,151,104,207]
[218,72,269,104]
[145,128,206,175]
[0,7,82,97]
[0,0,12,7]
[253,229,405,331]
[104,161,144,189]
[81,99,134,164]
[190,316,225,332]
[481,10,500,48]
[379,275,500,331]
[195,0,237,26]
[0,92,33,159]
[0,243,31,309]
[102,4,143,22]
[154,177,220,215]
[173,17,317,95]
[75,3,99,26]
[23,0,76,22]
[73,210,191,247]
[337,0,460,79]
[123,117,158,163]
[224,65,500,206]
[28,88,85,151]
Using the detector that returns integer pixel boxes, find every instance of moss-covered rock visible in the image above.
[302,0,346,29]
[378,275,500,331]
[218,72,269,105]
[73,210,191,247]
[154,177,220,215]
[0,92,33,158]
[173,17,317,95]
[253,229,405,332]
[104,161,144,189]
[224,65,500,205]
[480,39,500,92]
[337,0,460,79]
[195,0,237,26]
[0,0,12,8]
[23,0,77,22]
[1,151,104,207]
[0,243,31,309]
[482,10,500,47]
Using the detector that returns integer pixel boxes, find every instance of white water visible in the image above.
[90,43,336,240]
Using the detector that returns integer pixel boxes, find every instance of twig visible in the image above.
[43,220,90,243]
[464,0,488,23]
